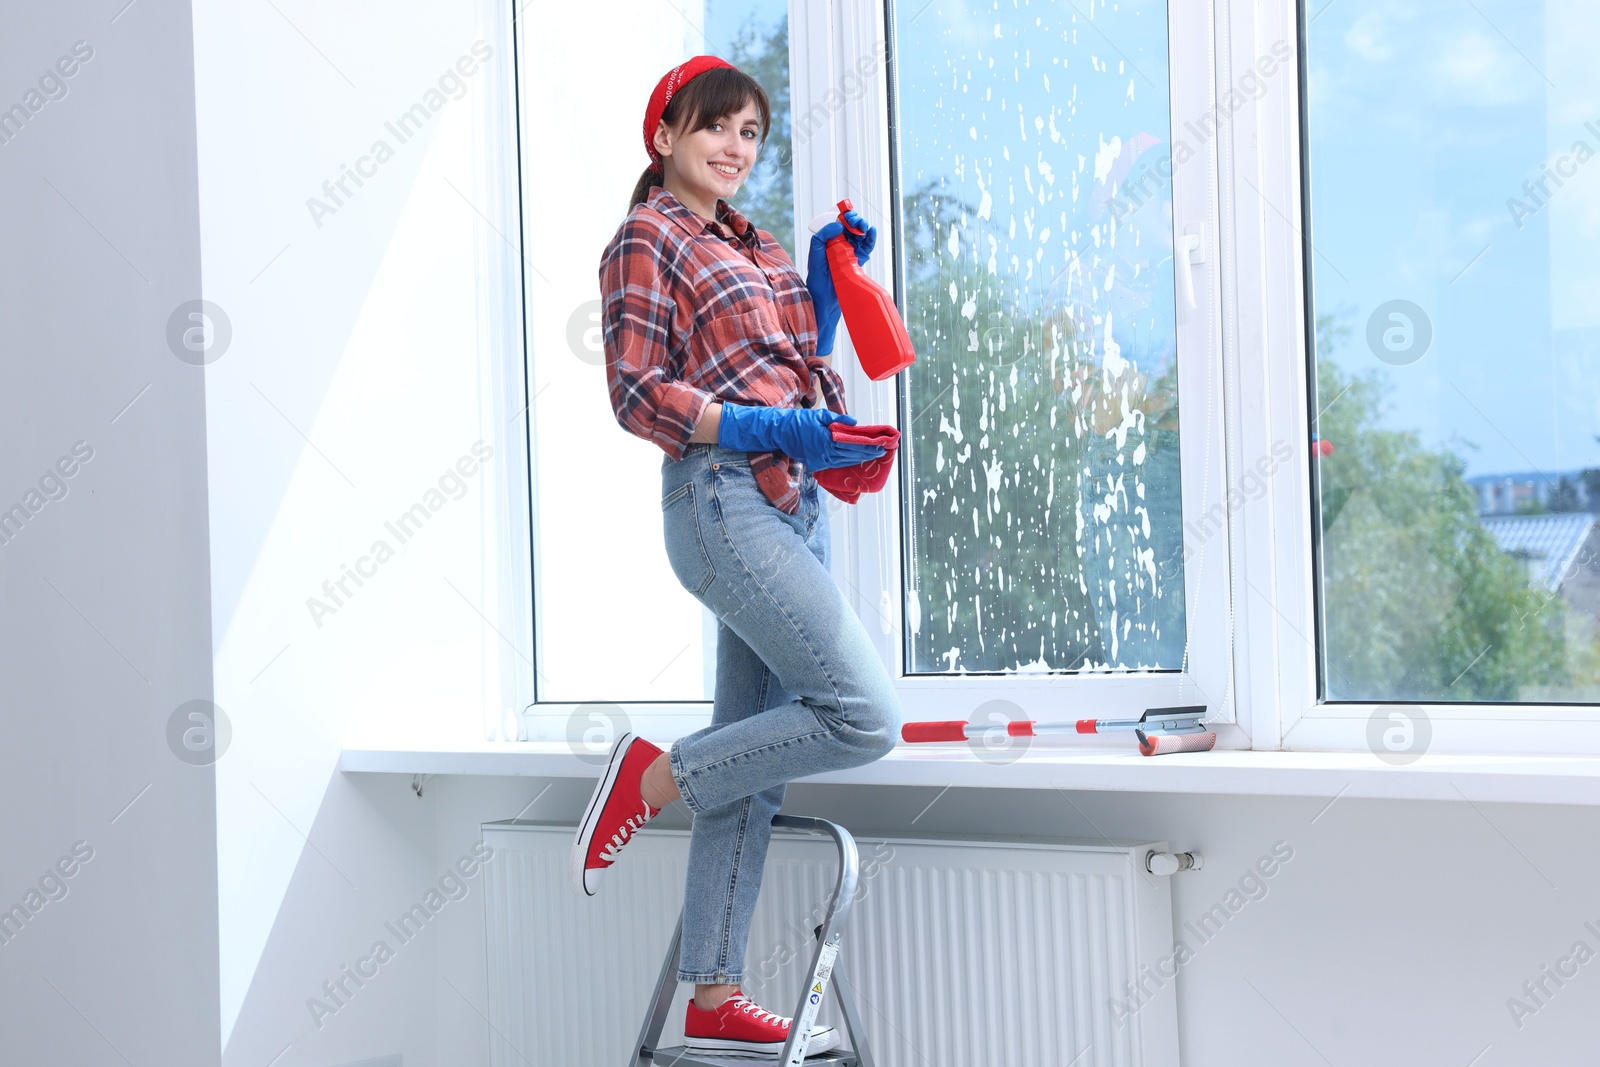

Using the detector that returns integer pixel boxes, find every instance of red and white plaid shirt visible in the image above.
[599,185,849,515]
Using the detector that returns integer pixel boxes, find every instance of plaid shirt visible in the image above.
[600,185,849,515]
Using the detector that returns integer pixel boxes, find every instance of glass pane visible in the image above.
[524,0,792,702]
[894,0,1186,674]
[1305,0,1600,703]
[713,0,797,260]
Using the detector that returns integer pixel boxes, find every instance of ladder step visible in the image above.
[644,1045,859,1067]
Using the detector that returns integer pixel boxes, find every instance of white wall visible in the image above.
[426,775,1600,1066]
[187,1,530,1058]
[0,1,219,1063]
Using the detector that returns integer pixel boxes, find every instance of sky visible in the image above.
[1306,0,1600,479]
[706,0,787,57]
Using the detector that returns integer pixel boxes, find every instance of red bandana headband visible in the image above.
[643,55,737,169]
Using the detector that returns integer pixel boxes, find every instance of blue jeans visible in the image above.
[659,443,900,984]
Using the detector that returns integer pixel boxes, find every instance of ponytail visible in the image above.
[629,163,663,211]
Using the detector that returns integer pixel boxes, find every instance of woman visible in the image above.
[570,55,902,1059]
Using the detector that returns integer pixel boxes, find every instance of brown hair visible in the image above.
[630,66,772,211]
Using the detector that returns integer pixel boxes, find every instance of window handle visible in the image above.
[1176,224,1205,310]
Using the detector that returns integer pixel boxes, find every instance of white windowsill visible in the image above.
[338,742,1600,806]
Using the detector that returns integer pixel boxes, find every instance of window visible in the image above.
[506,0,1598,752]
[1302,0,1600,705]
[511,0,1242,731]
[894,0,1187,675]
[516,1,794,708]
[874,0,1237,722]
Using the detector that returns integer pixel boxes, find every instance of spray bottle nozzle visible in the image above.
[835,198,865,236]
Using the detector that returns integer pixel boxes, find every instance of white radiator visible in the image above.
[481,821,1180,1067]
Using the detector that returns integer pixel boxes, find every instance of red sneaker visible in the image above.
[683,989,839,1058]
[569,732,664,897]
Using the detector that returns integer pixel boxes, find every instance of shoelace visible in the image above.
[597,801,656,863]
[725,992,789,1029]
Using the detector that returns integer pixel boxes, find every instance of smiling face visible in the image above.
[652,98,762,220]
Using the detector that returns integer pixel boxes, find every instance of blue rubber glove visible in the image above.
[806,209,877,357]
[716,403,887,471]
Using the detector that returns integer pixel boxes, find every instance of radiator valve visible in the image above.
[1145,849,1203,876]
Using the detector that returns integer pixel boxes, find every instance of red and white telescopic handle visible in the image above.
[899,706,1216,758]
[900,719,1037,743]
[899,719,1177,742]
[899,719,1188,741]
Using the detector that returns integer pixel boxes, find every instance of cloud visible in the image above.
[1344,11,1399,62]
[1338,6,1539,109]
[1430,28,1539,107]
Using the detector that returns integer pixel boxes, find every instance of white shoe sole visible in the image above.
[683,1024,839,1058]
[569,731,636,897]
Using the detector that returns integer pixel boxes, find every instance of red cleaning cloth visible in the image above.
[813,423,900,505]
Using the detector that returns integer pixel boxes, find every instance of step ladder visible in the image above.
[629,815,877,1067]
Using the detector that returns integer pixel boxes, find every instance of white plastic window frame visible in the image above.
[513,0,1259,745]
[798,0,1246,740]
[455,0,1594,757]
[1238,0,1600,757]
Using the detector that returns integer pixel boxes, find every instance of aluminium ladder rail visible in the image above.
[629,815,877,1067]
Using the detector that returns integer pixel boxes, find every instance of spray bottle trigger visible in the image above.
[835,198,865,236]
[809,202,866,237]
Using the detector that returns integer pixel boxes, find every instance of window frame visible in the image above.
[510,0,1600,756]
[804,0,1243,733]
[1255,0,1600,756]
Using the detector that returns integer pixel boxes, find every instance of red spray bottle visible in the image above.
[815,198,917,381]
